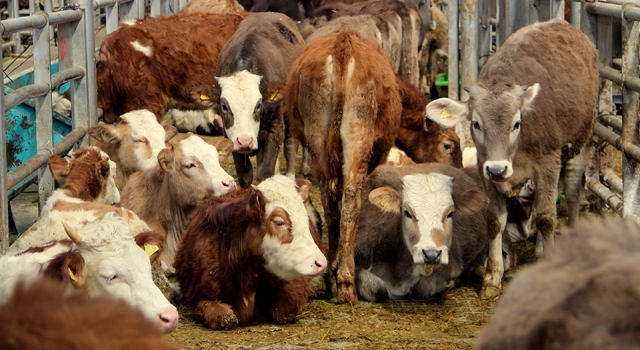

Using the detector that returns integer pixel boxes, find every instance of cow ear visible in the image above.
[520,83,540,112]
[454,188,489,215]
[295,178,312,202]
[212,113,224,135]
[43,251,86,290]
[263,83,285,104]
[212,138,234,163]
[189,84,216,108]
[162,123,179,141]
[368,186,402,213]
[97,159,111,180]
[134,231,165,263]
[49,154,71,180]
[158,148,174,172]
[88,123,121,144]
[425,98,469,128]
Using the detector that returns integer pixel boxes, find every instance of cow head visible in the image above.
[158,133,236,206]
[257,175,327,280]
[59,215,179,333]
[188,70,284,153]
[49,147,120,205]
[425,83,540,182]
[88,110,178,178]
[368,167,487,267]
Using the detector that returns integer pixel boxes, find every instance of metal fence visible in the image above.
[447,0,640,225]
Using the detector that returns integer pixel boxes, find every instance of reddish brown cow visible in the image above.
[96,12,249,123]
[284,31,459,303]
[174,175,326,329]
[0,277,177,350]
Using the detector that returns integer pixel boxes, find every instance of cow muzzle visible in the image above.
[422,249,442,265]
[483,160,513,182]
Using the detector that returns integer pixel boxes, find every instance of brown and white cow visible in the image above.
[426,19,598,298]
[355,164,488,301]
[174,175,327,329]
[180,0,244,14]
[88,110,178,190]
[0,277,177,349]
[0,214,179,333]
[189,12,305,188]
[6,147,151,255]
[284,31,459,302]
[120,133,235,269]
[476,218,640,350]
[96,12,249,123]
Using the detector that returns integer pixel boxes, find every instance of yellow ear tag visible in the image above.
[200,94,210,101]
[269,89,278,101]
[218,151,222,156]
[144,243,159,257]
[68,267,77,282]
[440,107,453,119]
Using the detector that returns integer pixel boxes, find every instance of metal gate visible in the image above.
[446,0,640,225]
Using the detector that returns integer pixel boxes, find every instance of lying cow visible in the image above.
[476,218,640,350]
[0,277,177,350]
[6,147,141,255]
[284,30,459,303]
[355,164,488,301]
[97,12,249,123]
[0,214,179,333]
[174,175,327,329]
[426,18,599,298]
[190,12,305,188]
[120,133,235,270]
[88,110,178,190]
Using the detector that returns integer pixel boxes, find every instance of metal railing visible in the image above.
[447,0,640,225]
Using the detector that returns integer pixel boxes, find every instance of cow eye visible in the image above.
[220,100,229,114]
[404,210,413,219]
[256,99,262,110]
[184,163,195,169]
[447,211,454,219]
[104,275,118,282]
[513,121,521,131]
[274,219,286,227]
[472,121,481,130]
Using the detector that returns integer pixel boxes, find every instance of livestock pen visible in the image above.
[2,0,640,348]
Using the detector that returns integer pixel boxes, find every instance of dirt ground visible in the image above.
[163,135,546,350]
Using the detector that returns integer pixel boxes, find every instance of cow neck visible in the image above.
[156,172,195,266]
[370,219,417,288]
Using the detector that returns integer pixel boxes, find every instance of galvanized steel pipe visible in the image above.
[600,113,623,133]
[586,176,624,213]
[447,0,459,100]
[0,13,47,35]
[51,67,86,90]
[460,0,478,101]
[602,168,624,194]
[49,9,84,25]
[593,123,640,163]
[3,83,51,112]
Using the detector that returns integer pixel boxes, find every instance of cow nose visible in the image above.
[222,178,237,192]
[486,165,508,180]
[236,136,254,150]
[422,249,442,265]
[314,258,327,273]
[159,308,179,333]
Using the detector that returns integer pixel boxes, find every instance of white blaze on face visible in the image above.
[96,148,120,205]
[77,214,178,332]
[179,135,235,196]
[401,173,454,265]
[121,110,167,170]
[216,70,263,152]
[258,175,327,281]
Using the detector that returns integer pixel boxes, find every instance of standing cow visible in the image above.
[190,12,305,188]
[426,19,598,298]
[355,164,489,301]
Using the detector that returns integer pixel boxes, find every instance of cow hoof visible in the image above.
[336,283,357,304]
[273,313,298,325]
[217,312,239,330]
[479,285,501,299]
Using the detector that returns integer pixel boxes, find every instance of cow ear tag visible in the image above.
[144,243,159,257]
[68,267,77,281]
[440,107,452,119]
[269,89,278,101]
[200,94,210,101]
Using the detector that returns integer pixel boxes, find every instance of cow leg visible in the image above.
[233,152,254,188]
[319,184,340,299]
[302,148,312,177]
[256,112,285,183]
[356,268,388,302]
[564,143,591,228]
[283,128,298,179]
[480,188,507,299]
[194,300,238,330]
[271,279,307,324]
[533,159,562,258]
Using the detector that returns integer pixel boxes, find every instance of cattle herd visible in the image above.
[3,0,640,348]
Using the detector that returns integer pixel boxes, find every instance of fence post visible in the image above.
[620,4,640,218]
[460,0,478,102]
[9,0,20,55]
[0,48,7,255]
[77,0,98,140]
[447,0,459,100]
[32,10,54,213]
